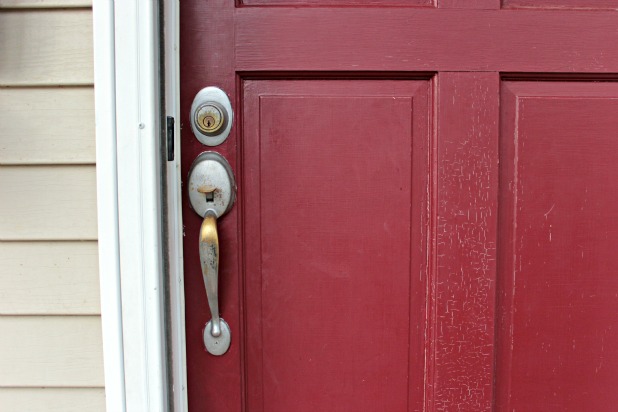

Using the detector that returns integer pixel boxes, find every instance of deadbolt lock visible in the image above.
[195,102,227,135]
[190,87,233,146]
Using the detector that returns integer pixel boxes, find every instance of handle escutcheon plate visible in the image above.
[188,152,236,356]
[204,319,231,356]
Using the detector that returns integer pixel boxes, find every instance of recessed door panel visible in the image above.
[242,80,430,411]
[496,82,618,411]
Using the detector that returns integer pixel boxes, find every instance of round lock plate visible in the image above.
[204,319,231,356]
[187,152,236,218]
[190,87,233,146]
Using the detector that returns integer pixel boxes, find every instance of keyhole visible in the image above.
[205,191,214,202]
[202,115,216,130]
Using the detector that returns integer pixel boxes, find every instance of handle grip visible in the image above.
[199,210,221,337]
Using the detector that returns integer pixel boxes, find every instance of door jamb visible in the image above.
[93,0,187,410]
[163,0,189,411]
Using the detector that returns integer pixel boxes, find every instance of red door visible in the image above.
[180,2,618,411]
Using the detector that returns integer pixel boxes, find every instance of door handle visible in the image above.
[199,207,222,337]
[187,152,236,356]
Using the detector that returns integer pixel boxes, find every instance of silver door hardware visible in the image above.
[187,151,236,355]
[190,87,233,146]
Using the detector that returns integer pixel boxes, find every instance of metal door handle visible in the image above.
[187,152,236,356]
[199,208,222,337]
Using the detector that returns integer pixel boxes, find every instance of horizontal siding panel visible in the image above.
[0,0,91,7]
[0,388,104,412]
[0,241,100,314]
[0,166,97,240]
[0,10,93,86]
[0,316,104,387]
[0,88,95,165]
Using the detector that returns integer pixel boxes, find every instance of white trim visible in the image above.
[93,1,127,411]
[164,0,189,410]
[94,0,173,410]
[114,0,168,409]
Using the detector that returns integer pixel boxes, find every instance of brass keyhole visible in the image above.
[195,103,226,135]
[204,116,215,129]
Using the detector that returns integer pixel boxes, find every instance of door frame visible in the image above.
[93,0,187,411]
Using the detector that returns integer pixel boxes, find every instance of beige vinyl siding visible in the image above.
[0,316,103,387]
[0,0,91,7]
[0,11,93,86]
[0,2,103,410]
[0,88,96,164]
[0,166,98,240]
[0,388,104,412]
[0,242,100,314]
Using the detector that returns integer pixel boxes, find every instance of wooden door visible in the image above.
[180,1,618,411]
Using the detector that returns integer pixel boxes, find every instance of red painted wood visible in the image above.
[180,1,618,410]
[242,0,432,5]
[181,1,243,410]
[496,82,618,411]
[504,0,618,9]
[235,9,618,73]
[438,0,499,9]
[242,80,430,411]
[431,73,499,411]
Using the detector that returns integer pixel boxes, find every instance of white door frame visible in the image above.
[93,1,187,410]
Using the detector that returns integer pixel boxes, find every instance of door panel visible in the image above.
[180,0,618,410]
[496,82,618,411]
[242,80,429,411]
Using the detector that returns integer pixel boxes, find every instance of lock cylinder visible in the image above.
[195,102,227,135]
